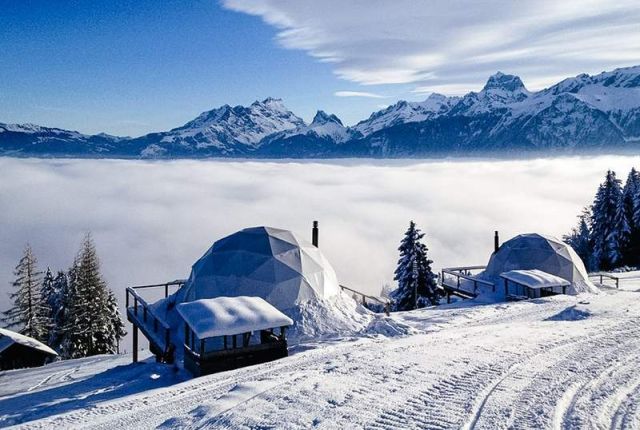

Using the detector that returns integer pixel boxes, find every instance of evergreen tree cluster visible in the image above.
[390,221,440,311]
[564,168,640,271]
[1,233,126,359]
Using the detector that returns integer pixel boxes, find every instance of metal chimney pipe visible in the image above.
[312,221,319,247]
[494,230,500,253]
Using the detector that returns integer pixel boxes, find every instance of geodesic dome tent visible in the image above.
[480,233,598,296]
[172,226,340,311]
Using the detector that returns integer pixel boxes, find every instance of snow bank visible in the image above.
[545,305,592,321]
[285,293,417,343]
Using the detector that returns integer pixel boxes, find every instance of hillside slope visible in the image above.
[3,284,640,429]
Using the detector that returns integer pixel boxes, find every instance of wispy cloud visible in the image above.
[334,91,385,99]
[222,0,640,93]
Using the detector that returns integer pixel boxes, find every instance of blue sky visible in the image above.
[1,0,638,136]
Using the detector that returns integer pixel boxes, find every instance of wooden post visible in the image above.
[165,283,169,298]
[132,326,139,363]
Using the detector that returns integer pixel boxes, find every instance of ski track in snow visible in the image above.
[4,289,640,429]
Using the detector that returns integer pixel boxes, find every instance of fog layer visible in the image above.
[1,157,637,341]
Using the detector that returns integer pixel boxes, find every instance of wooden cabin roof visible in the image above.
[0,328,57,356]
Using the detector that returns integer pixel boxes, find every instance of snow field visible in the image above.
[3,288,640,429]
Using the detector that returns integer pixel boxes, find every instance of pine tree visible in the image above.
[61,234,125,358]
[61,257,85,358]
[591,170,625,270]
[105,290,126,354]
[390,221,439,311]
[38,268,56,342]
[1,245,48,341]
[622,168,640,267]
[563,207,592,270]
[49,270,69,350]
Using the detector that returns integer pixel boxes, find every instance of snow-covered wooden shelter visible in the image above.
[500,269,570,300]
[177,296,293,376]
[0,328,58,370]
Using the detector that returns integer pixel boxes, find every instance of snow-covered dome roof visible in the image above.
[174,226,340,310]
[480,233,598,295]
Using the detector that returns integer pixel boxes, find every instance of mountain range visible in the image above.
[2,65,640,158]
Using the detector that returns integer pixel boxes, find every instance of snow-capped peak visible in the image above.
[161,98,305,149]
[483,72,527,93]
[311,110,343,127]
[353,93,458,136]
[250,97,291,113]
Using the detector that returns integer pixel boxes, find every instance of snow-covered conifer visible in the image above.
[1,245,49,341]
[563,207,592,270]
[390,221,439,311]
[48,270,69,350]
[591,170,625,270]
[61,234,125,358]
[622,168,640,267]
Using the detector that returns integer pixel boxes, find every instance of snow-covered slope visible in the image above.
[2,66,640,158]
[6,284,640,429]
[0,123,124,156]
[255,110,357,157]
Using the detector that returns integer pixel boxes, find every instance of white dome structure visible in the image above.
[480,233,598,295]
[174,226,340,310]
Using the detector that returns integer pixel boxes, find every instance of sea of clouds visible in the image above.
[1,156,639,350]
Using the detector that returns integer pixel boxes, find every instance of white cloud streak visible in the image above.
[222,0,640,93]
[334,91,385,98]
[2,157,640,349]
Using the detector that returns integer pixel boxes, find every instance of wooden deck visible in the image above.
[125,280,185,363]
[440,266,494,303]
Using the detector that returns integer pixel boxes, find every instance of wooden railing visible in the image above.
[588,273,621,289]
[440,266,494,299]
[340,284,391,316]
[126,280,185,362]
